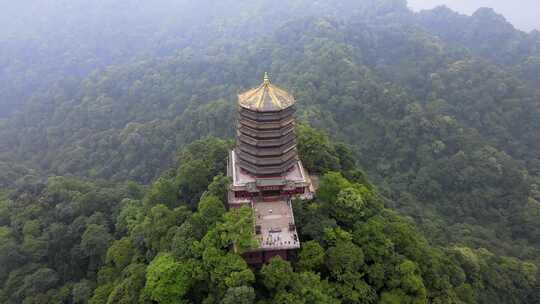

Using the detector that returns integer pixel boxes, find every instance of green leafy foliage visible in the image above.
[144,253,195,304]
[0,177,131,303]
[0,126,538,303]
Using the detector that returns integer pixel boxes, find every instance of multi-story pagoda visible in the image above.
[227,73,314,266]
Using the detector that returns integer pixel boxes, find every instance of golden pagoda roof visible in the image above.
[238,73,295,112]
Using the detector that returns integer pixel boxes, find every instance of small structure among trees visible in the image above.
[227,73,314,266]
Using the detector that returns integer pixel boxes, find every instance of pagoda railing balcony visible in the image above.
[237,133,296,149]
[239,117,294,130]
[237,149,297,166]
[239,107,295,122]
[238,124,294,139]
[237,157,297,176]
[237,142,296,157]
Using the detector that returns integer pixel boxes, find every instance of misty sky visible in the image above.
[408,0,540,32]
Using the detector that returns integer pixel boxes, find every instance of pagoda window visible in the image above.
[235,191,252,198]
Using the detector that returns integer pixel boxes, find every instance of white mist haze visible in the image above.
[408,0,540,32]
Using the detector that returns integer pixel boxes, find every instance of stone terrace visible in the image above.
[252,200,300,251]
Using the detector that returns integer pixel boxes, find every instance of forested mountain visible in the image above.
[1,0,540,303]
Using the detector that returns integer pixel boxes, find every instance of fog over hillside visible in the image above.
[409,0,540,31]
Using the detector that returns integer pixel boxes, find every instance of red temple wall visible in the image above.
[233,187,305,198]
[243,249,292,267]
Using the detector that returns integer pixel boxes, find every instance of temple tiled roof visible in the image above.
[238,73,295,112]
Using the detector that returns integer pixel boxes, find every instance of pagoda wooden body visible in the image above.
[227,74,314,267]
[236,106,298,176]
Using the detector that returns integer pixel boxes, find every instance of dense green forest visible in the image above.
[2,132,538,303]
[1,0,540,303]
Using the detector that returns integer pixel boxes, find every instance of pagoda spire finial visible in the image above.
[263,72,270,85]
